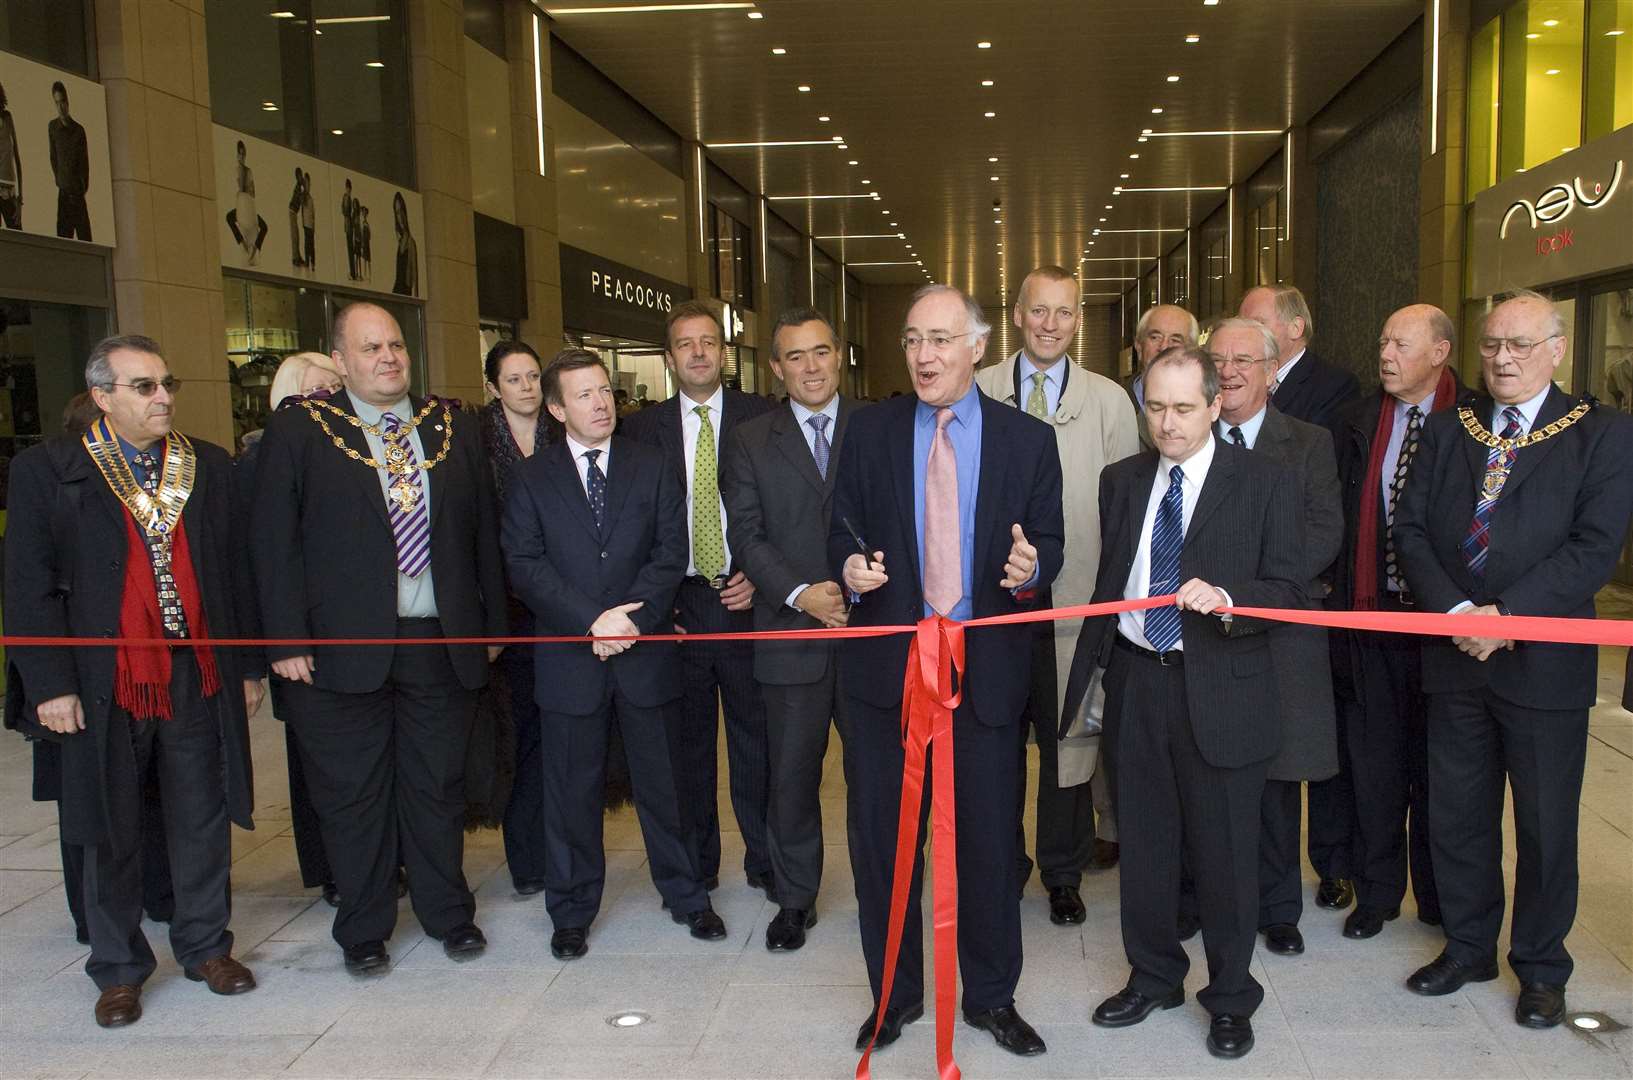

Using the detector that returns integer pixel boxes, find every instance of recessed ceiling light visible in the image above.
[1526,31,1541,38]
[1120,173,1130,179]
[331,128,344,135]
[1545,67,1561,74]
[607,1011,650,1028]
[746,8,763,17]
[771,46,786,54]
[1105,204,1114,209]
[1130,153,1140,158]
[261,102,279,111]
[1142,128,1153,135]
[797,84,811,92]
[988,156,998,163]
[1542,18,1559,26]
[847,159,858,165]
[889,221,897,225]
[861,179,871,184]
[977,40,992,48]
[981,79,994,86]
[1099,217,1108,222]
[1185,33,1200,43]
[818,115,830,121]
[836,143,847,149]
[1166,74,1180,82]
[366,60,385,68]
[990,175,1000,181]
[984,111,996,118]
[269,9,296,16]
[1203,0,1219,6]
[1607,29,1626,36]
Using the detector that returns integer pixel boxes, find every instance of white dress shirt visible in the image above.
[352,394,436,618]
[1274,346,1308,392]
[680,385,732,577]
[784,396,841,609]
[1119,435,1218,650]
[564,432,611,497]
[1217,404,1269,450]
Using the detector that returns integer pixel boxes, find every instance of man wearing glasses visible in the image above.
[1126,305,1199,448]
[4,336,263,1027]
[1392,289,1633,1028]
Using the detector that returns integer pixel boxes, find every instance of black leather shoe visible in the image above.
[855,1002,923,1052]
[765,907,816,951]
[963,1005,1046,1056]
[1207,1014,1254,1058]
[437,922,486,960]
[342,940,390,975]
[1343,906,1400,939]
[514,878,546,896]
[320,881,341,908]
[1048,885,1086,926]
[1177,911,1201,942]
[1089,839,1120,870]
[1262,923,1305,955]
[1406,952,1500,996]
[1315,877,1354,909]
[1093,986,1185,1027]
[1515,982,1566,1028]
[550,927,588,960]
[674,904,727,940]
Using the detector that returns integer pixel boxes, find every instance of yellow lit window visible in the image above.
[1499,0,1585,175]
[1587,0,1633,138]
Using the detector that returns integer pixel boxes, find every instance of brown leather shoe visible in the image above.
[184,955,257,995]
[94,984,142,1028]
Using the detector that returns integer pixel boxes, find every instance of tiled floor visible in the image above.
[1,644,1629,1080]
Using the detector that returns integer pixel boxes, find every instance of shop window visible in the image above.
[1587,0,1633,139]
[1246,190,1284,287]
[0,296,106,505]
[206,0,318,156]
[1497,0,1584,176]
[1200,232,1228,320]
[1466,15,1501,198]
[0,0,93,76]
[1162,243,1189,310]
[709,206,753,309]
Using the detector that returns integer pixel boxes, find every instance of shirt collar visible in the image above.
[1277,346,1307,384]
[351,393,413,427]
[1017,353,1063,388]
[916,382,981,428]
[1501,383,1553,432]
[1160,429,1217,490]
[789,396,839,428]
[565,432,611,461]
[682,385,726,418]
[1392,385,1438,417]
[1219,403,1268,449]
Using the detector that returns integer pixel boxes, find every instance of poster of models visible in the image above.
[0,48,116,247]
[212,126,424,299]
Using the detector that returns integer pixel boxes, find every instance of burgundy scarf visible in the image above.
[115,512,220,719]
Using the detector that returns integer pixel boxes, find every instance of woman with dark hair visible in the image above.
[391,191,417,296]
[0,82,21,229]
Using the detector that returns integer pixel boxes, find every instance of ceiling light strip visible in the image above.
[1284,130,1294,243]
[846,261,918,266]
[706,138,844,148]
[814,234,901,239]
[1117,186,1228,192]
[1430,0,1441,155]
[1145,129,1282,137]
[695,145,706,254]
[768,193,878,200]
[544,3,755,14]
[532,13,547,176]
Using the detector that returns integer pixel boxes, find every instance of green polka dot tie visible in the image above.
[1026,371,1048,418]
[692,404,725,579]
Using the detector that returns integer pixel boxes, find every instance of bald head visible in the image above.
[1378,303,1453,403]
[331,302,412,407]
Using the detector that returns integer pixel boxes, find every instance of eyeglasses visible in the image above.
[900,331,972,353]
[1210,354,1266,371]
[106,377,183,396]
[1477,334,1562,360]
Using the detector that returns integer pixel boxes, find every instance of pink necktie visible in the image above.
[923,407,962,616]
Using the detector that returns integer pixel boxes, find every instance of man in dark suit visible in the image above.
[1208,318,1342,959]
[832,284,1064,1057]
[622,300,774,896]
[1239,283,1361,911]
[4,335,260,1027]
[1066,346,1305,1060]
[1331,303,1460,940]
[1392,289,1633,1027]
[252,302,506,974]
[722,307,854,952]
[502,349,723,960]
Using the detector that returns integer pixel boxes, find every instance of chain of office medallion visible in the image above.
[300,399,454,475]
[1457,402,1591,452]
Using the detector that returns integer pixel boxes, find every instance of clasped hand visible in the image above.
[1452,603,1513,661]
[590,601,643,660]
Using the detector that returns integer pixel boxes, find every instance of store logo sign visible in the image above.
[589,269,674,313]
[1499,160,1624,243]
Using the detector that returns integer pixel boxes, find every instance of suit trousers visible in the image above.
[283,723,333,890]
[761,659,850,911]
[499,639,548,887]
[82,651,232,989]
[61,757,175,942]
[1013,624,1097,890]
[289,620,477,948]
[671,580,770,882]
[1258,780,1304,927]
[1428,688,1586,985]
[539,689,707,928]
[1343,629,1438,916]
[1107,646,1267,1017]
[846,695,1023,1014]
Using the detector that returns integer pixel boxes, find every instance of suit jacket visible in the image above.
[3,434,257,847]
[501,436,688,714]
[1243,408,1341,782]
[251,389,507,693]
[1062,439,1308,769]
[1272,347,1360,431]
[721,397,856,685]
[1392,386,1633,710]
[826,391,1065,727]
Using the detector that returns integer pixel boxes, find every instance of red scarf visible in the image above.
[1351,367,1458,609]
[115,512,221,719]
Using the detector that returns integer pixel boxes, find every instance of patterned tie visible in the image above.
[1460,405,1523,577]
[807,413,831,480]
[1384,405,1423,593]
[692,404,725,579]
[1143,465,1186,652]
[922,407,962,616]
[1026,371,1049,418]
[583,448,607,529]
[133,451,188,638]
[1227,425,1246,448]
[382,412,431,578]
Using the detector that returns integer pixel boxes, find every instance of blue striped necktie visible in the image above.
[1460,406,1522,576]
[382,412,431,578]
[1144,464,1186,652]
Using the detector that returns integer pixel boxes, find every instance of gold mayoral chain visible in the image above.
[83,417,197,556]
[300,396,454,512]
[1458,398,1593,497]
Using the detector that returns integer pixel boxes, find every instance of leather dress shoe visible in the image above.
[342,940,390,975]
[1092,986,1184,1027]
[854,1002,923,1052]
[1315,877,1354,909]
[1262,923,1305,955]
[1177,911,1201,941]
[1207,1013,1255,1058]
[674,904,727,940]
[437,922,487,960]
[184,954,257,994]
[1343,906,1400,939]
[550,927,588,960]
[765,907,816,951]
[320,881,341,908]
[1515,982,1567,1028]
[94,984,142,1028]
[1089,839,1121,870]
[514,878,546,896]
[1048,885,1086,925]
[964,1004,1046,1056]
[1406,951,1500,996]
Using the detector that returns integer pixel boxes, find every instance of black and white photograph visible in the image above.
[0,50,113,246]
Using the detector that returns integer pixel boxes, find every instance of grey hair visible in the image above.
[1208,316,1281,365]
[1491,287,1567,339]
[907,284,991,340]
[1134,303,1200,344]
[1245,284,1314,345]
[1149,345,1221,402]
[85,334,163,390]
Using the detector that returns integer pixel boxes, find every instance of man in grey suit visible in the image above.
[1208,318,1342,959]
[722,308,855,952]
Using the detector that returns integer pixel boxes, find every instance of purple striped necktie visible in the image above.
[383,412,431,577]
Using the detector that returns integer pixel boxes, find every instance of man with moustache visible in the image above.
[833,284,1063,1057]
[976,265,1139,924]
[1064,346,1304,1059]
[1126,304,1200,448]
[1207,317,1342,959]
[1329,304,1459,940]
[1392,289,1633,1027]
[622,300,774,897]
[503,350,722,959]
[253,302,506,974]
[721,308,855,952]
